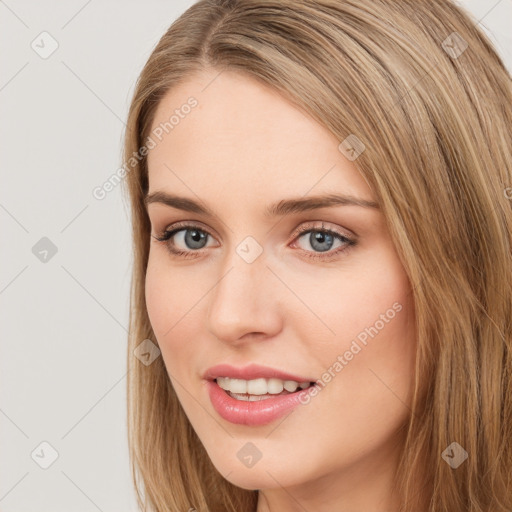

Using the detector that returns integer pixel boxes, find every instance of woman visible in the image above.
[121,1,512,510]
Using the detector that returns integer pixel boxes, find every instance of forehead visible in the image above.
[146,69,372,206]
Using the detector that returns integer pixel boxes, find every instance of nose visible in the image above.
[206,248,283,345]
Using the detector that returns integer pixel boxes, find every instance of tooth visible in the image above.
[229,378,247,393]
[283,380,299,392]
[217,376,312,396]
[267,378,284,394]
[246,378,268,395]
[217,377,230,390]
[229,392,275,401]
[247,394,272,401]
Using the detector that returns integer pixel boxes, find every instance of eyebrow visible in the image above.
[144,191,379,217]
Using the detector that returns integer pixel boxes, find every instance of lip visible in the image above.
[203,363,315,383]
[205,379,317,426]
[202,363,318,426]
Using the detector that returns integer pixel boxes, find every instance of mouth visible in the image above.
[213,376,316,402]
[203,363,318,425]
[206,377,318,426]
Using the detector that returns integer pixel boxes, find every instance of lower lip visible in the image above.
[206,379,315,426]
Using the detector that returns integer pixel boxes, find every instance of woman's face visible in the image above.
[145,68,417,509]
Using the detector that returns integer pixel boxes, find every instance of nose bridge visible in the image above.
[206,240,281,343]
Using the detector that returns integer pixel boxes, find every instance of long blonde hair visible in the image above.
[121,1,512,510]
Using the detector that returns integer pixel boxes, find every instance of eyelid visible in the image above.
[289,220,355,241]
[157,219,354,242]
[158,220,220,242]
[153,219,356,259]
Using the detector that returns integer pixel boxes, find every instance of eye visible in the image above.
[152,221,356,261]
[291,222,356,260]
[152,222,216,258]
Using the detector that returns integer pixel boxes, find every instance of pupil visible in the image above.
[185,229,207,249]
[311,231,333,252]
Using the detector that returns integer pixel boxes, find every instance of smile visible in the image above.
[206,378,317,426]
[216,376,313,401]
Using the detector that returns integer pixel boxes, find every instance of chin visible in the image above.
[224,469,289,491]
[208,453,304,491]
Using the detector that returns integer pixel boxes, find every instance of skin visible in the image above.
[145,68,418,512]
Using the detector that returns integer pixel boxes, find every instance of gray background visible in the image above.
[1,1,510,511]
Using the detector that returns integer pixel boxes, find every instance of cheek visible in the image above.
[285,244,413,366]
[326,268,412,354]
[300,246,416,418]
[145,253,204,337]
[145,258,173,339]
[144,256,200,370]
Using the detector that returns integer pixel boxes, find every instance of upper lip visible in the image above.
[203,363,314,383]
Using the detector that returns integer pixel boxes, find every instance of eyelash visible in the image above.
[152,221,357,261]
